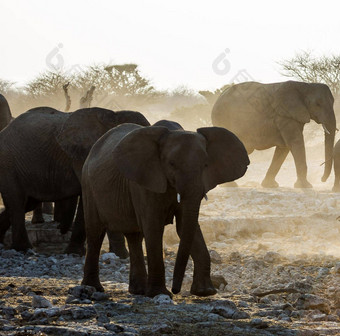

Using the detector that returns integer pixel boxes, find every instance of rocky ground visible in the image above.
[1,132,340,335]
[0,182,339,335]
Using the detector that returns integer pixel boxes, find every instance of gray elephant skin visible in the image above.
[212,81,336,188]
[81,122,249,297]
[0,93,13,131]
[332,139,340,192]
[0,107,149,253]
[0,94,62,228]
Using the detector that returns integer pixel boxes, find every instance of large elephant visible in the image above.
[0,107,149,253]
[212,81,336,188]
[331,139,340,192]
[0,94,57,225]
[81,123,249,297]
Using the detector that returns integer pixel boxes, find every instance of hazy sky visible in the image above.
[1,0,340,91]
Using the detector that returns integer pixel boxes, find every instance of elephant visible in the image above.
[0,94,57,225]
[81,123,249,297]
[331,139,340,192]
[0,93,13,131]
[212,81,336,188]
[0,107,150,253]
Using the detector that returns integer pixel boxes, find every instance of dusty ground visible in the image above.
[0,123,340,335]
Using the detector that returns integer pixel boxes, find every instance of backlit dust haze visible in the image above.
[1,0,340,91]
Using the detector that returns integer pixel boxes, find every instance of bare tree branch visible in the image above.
[279,51,340,95]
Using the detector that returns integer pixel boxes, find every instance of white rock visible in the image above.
[152,294,174,305]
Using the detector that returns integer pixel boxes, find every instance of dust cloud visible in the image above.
[2,94,339,260]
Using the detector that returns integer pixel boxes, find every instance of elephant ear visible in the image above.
[274,82,310,124]
[113,126,170,193]
[197,127,250,192]
[57,108,118,162]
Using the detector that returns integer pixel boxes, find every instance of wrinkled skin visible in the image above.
[0,107,149,253]
[81,123,249,298]
[0,94,56,226]
[332,140,340,192]
[212,81,336,188]
[0,94,12,131]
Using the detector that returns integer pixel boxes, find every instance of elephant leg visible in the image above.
[332,157,340,192]
[290,142,312,188]
[279,121,312,188]
[81,192,105,292]
[42,202,54,215]
[82,228,106,292]
[65,197,85,255]
[0,209,10,244]
[175,215,216,296]
[143,225,171,298]
[261,147,289,188]
[55,197,78,234]
[333,160,340,192]
[31,203,45,224]
[333,175,340,192]
[3,192,32,251]
[107,231,129,259]
[125,232,147,295]
[333,176,340,192]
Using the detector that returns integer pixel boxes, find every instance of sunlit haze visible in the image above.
[1,0,340,91]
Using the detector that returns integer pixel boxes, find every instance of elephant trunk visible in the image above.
[321,120,336,182]
[172,198,201,294]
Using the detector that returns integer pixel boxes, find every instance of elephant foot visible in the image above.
[332,184,340,192]
[129,282,146,295]
[261,178,279,188]
[57,222,72,235]
[42,203,54,215]
[81,278,104,292]
[146,286,172,298]
[64,243,85,256]
[190,276,217,297]
[31,214,45,224]
[294,179,313,188]
[109,245,129,259]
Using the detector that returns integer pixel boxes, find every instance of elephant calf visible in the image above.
[81,123,249,297]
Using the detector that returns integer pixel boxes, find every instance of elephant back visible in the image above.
[0,94,13,131]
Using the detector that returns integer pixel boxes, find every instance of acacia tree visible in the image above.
[25,70,71,98]
[73,63,156,109]
[279,51,340,95]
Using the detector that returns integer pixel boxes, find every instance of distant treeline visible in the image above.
[1,51,340,126]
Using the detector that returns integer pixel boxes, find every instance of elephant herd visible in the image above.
[0,79,338,298]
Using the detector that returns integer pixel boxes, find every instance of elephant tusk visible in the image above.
[322,124,330,135]
[204,194,208,201]
[177,193,181,203]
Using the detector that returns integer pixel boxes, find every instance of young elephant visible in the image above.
[0,107,149,253]
[81,123,249,297]
[333,139,340,192]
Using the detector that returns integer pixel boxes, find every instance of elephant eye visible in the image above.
[169,160,175,167]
